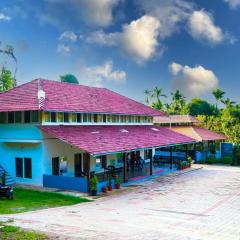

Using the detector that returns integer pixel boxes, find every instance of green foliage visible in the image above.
[60,73,79,84]
[187,156,192,165]
[167,90,188,114]
[188,98,216,116]
[90,175,98,191]
[114,176,121,185]
[144,87,166,110]
[0,66,14,92]
[200,157,232,165]
[233,145,240,166]
[0,187,90,214]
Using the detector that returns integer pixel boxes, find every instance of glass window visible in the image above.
[24,158,32,179]
[87,114,92,122]
[58,112,64,122]
[112,115,116,123]
[72,113,77,122]
[8,112,14,123]
[31,111,39,123]
[24,111,31,123]
[83,113,88,122]
[16,158,23,178]
[0,112,7,123]
[64,112,69,122]
[103,114,106,123]
[44,112,51,122]
[107,114,112,122]
[115,115,119,123]
[15,112,22,123]
[77,113,82,122]
[51,112,56,122]
[137,116,141,123]
[93,114,98,123]
[97,114,103,122]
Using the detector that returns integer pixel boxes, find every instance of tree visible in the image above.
[0,66,14,92]
[60,74,79,84]
[150,87,167,110]
[212,88,225,109]
[144,89,151,105]
[188,98,216,116]
[168,90,187,114]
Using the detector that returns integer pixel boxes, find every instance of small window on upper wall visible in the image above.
[24,111,31,123]
[112,115,116,123]
[103,114,106,123]
[72,113,77,122]
[97,114,102,122]
[8,112,14,123]
[0,112,7,123]
[107,114,112,122]
[44,112,51,122]
[83,113,88,122]
[137,116,141,123]
[77,113,82,122]
[51,112,56,122]
[31,111,39,123]
[58,112,64,122]
[115,115,119,123]
[15,112,22,123]
[87,114,92,122]
[64,112,69,122]
[93,114,98,123]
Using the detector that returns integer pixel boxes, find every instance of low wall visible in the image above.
[43,175,88,193]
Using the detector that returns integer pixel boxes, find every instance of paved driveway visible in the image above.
[3,165,240,240]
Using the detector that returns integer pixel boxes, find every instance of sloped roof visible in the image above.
[39,125,196,156]
[0,79,164,116]
[154,115,200,124]
[170,126,226,141]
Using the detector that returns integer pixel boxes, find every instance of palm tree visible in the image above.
[151,87,167,110]
[170,90,186,114]
[144,89,151,105]
[212,88,225,109]
[221,98,236,108]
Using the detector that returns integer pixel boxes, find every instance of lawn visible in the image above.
[0,223,48,240]
[0,187,90,214]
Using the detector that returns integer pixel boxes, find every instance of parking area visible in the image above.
[2,165,240,240]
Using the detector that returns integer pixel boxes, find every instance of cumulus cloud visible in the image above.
[169,62,218,97]
[224,0,240,9]
[0,13,11,21]
[188,10,224,45]
[79,61,126,87]
[59,31,77,42]
[87,15,161,64]
[57,43,71,55]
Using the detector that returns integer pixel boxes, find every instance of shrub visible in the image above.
[90,175,98,191]
[220,157,232,165]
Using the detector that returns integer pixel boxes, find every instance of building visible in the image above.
[0,79,224,192]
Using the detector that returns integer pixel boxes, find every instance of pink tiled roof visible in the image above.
[154,115,200,124]
[39,125,196,155]
[0,79,164,116]
[170,126,226,141]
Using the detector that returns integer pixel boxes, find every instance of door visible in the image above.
[52,157,59,176]
[74,154,82,177]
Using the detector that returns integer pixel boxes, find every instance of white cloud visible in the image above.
[86,15,161,64]
[188,10,224,45]
[0,13,11,21]
[59,31,77,42]
[79,61,126,87]
[57,43,71,55]
[169,62,218,97]
[169,62,183,76]
[224,0,240,9]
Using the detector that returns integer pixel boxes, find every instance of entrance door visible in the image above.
[52,157,59,176]
[74,154,82,177]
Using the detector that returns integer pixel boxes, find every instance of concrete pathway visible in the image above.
[2,165,240,240]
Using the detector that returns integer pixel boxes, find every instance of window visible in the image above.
[31,111,39,123]
[74,154,82,177]
[58,112,64,122]
[16,158,23,178]
[87,114,92,122]
[103,114,106,123]
[64,112,69,122]
[93,114,98,123]
[77,113,82,122]
[83,113,88,122]
[44,112,51,122]
[52,157,59,176]
[15,158,32,178]
[15,112,22,123]
[95,155,107,169]
[0,112,7,123]
[107,114,112,123]
[97,114,103,122]
[51,112,56,122]
[112,115,116,123]
[8,112,14,123]
[72,113,77,122]
[24,158,32,178]
[24,111,31,123]
[115,115,119,123]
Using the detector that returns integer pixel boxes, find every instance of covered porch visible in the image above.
[40,125,196,193]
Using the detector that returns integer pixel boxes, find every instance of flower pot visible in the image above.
[91,190,97,196]
[108,185,112,191]
[115,184,120,189]
[102,187,107,193]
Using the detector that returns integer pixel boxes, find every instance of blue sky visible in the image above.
[0,0,239,104]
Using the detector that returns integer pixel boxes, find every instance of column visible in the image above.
[149,149,153,175]
[123,152,128,183]
[185,144,188,161]
[83,152,90,192]
[170,146,173,170]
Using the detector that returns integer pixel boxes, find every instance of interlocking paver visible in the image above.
[2,165,240,240]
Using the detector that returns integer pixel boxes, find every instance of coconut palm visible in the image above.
[151,87,167,110]
[212,88,225,109]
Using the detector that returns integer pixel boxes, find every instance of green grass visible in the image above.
[0,222,48,240]
[0,187,90,214]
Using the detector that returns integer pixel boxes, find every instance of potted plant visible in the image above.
[102,186,107,193]
[89,174,98,196]
[107,175,112,191]
[115,176,121,189]
[187,156,192,167]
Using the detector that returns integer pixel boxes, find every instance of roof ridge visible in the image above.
[191,126,203,141]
